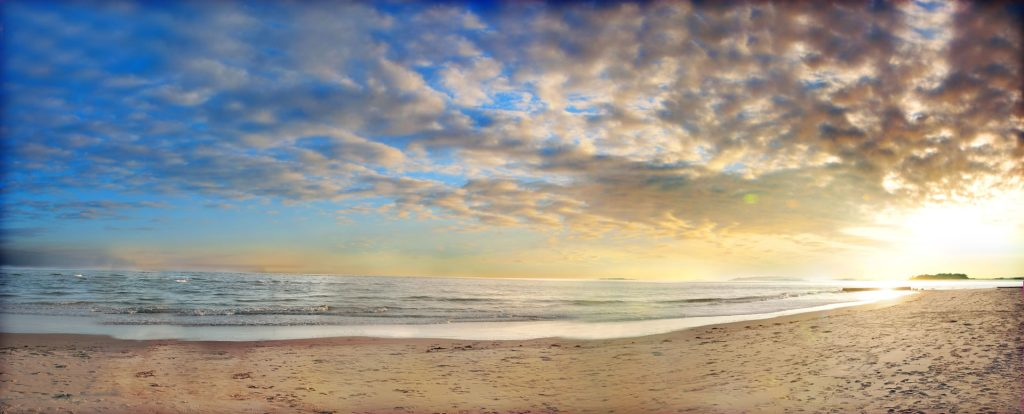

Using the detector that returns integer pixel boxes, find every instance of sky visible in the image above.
[1,0,1022,280]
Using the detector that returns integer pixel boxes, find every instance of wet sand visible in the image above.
[1,288,1020,413]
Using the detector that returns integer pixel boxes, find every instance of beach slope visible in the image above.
[1,289,1021,413]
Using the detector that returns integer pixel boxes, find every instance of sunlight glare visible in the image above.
[901,200,1016,254]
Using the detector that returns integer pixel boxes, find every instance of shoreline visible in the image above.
[1,289,1020,413]
[0,290,914,342]
[0,290,915,346]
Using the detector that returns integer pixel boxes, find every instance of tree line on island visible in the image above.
[910,273,1024,281]
[910,273,969,280]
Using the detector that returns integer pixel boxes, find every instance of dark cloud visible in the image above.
[0,227,47,240]
[0,246,135,268]
[4,201,168,222]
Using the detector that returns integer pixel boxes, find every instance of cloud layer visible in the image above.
[3,1,1022,248]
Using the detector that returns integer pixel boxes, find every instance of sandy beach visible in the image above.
[1,288,1020,413]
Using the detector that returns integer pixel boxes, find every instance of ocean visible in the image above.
[0,268,1017,341]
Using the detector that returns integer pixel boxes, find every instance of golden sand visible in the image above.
[1,289,1020,413]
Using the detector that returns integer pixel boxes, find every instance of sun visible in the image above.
[901,198,1018,255]
[842,189,1024,279]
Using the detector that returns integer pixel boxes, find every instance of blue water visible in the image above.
[0,268,1017,340]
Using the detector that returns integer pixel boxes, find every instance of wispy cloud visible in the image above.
[5,201,168,221]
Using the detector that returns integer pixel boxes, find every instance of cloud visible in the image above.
[0,246,135,268]
[2,0,1021,245]
[4,201,168,221]
[0,227,47,240]
[441,57,505,106]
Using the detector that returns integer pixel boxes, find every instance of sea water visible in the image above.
[0,268,1017,341]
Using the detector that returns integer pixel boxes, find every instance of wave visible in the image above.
[106,304,333,316]
[87,304,417,317]
[37,290,73,296]
[532,291,835,307]
[656,291,832,304]
[401,295,491,302]
[6,268,911,330]
[20,301,98,306]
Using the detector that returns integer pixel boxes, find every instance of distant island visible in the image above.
[911,273,969,280]
[731,277,805,282]
[910,273,1024,281]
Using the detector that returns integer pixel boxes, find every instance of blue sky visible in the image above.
[2,1,1022,279]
